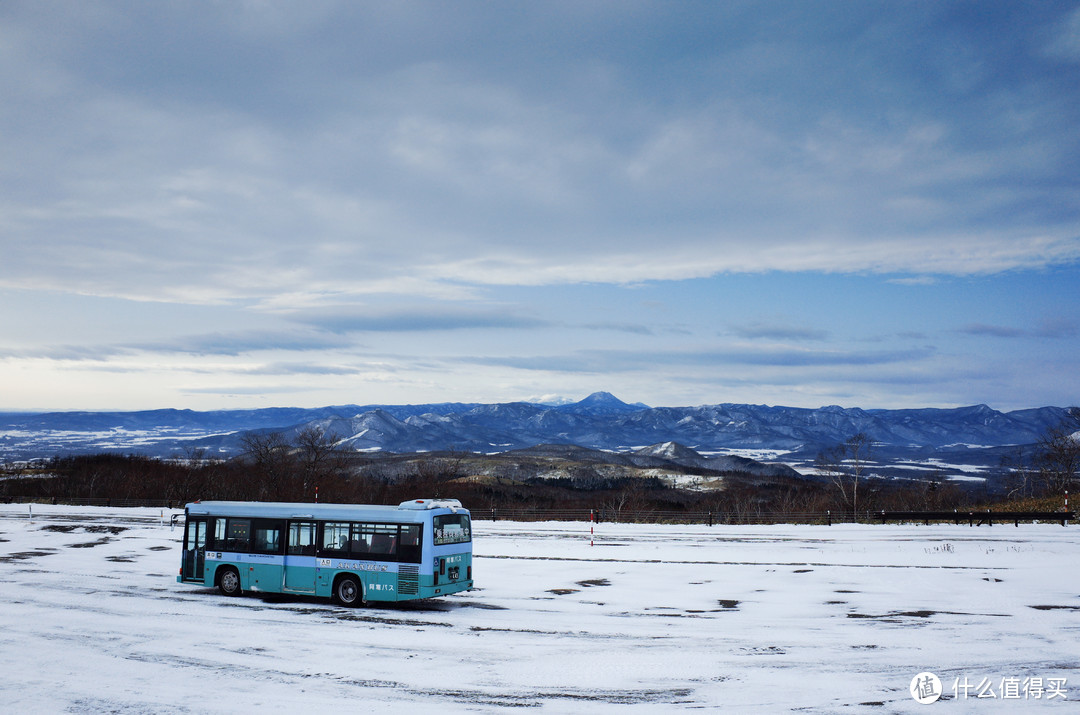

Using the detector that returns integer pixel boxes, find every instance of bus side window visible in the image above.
[252,520,283,554]
[216,518,226,550]
[371,532,395,554]
[398,524,422,563]
[321,522,349,556]
[226,518,250,552]
[288,522,316,556]
[350,523,373,555]
[208,518,226,551]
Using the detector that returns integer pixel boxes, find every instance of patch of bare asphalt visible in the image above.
[737,646,786,655]
[69,537,113,548]
[41,524,127,535]
[455,601,508,610]
[847,609,1011,621]
[323,611,453,628]
[0,548,58,563]
[547,578,611,595]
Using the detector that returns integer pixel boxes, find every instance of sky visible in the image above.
[1,1,1079,413]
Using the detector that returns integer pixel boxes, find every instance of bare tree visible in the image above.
[240,431,295,499]
[294,426,347,501]
[601,479,649,522]
[1035,407,1080,494]
[816,432,873,521]
[407,451,467,498]
[1000,447,1039,500]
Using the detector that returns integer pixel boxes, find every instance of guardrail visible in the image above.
[475,508,838,524]
[1,497,179,508]
[878,510,1074,527]
[2,498,1072,526]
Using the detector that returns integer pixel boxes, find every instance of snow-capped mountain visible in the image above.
[0,393,1072,473]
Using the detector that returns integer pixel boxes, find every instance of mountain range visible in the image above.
[1,392,1072,483]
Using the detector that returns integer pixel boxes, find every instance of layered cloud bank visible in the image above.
[2,2,1078,410]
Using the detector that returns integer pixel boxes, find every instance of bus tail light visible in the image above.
[440,558,446,575]
[467,565,471,581]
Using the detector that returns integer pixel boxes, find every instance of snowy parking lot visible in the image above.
[1,504,1078,712]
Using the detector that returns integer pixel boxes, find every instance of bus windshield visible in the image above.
[433,513,471,545]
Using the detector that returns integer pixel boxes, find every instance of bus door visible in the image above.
[283,521,317,593]
[182,517,207,582]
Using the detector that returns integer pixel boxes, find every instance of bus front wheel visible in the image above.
[218,567,241,597]
[334,576,365,607]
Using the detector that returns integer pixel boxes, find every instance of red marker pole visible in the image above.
[590,509,595,547]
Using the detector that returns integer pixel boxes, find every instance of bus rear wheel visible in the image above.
[218,567,241,596]
[334,575,365,607]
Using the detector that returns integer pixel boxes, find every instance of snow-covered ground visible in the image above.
[1,504,1078,712]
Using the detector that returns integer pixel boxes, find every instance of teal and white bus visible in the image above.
[177,499,472,606]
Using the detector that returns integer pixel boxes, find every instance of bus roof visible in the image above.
[184,500,467,522]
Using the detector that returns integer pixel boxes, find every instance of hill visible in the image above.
[1,393,1073,487]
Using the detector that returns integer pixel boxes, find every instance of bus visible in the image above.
[177,499,473,606]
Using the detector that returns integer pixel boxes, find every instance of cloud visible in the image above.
[125,330,354,356]
[1043,5,1080,61]
[580,322,656,335]
[957,319,1078,339]
[958,324,1028,339]
[463,345,933,374]
[523,394,575,406]
[1,2,1078,310]
[887,276,939,286]
[0,329,356,362]
[0,345,121,362]
[729,322,829,341]
[179,385,320,397]
[2,4,1078,413]
[237,362,365,377]
[290,307,550,333]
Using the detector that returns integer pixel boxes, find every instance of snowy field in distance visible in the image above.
[1,504,1079,712]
